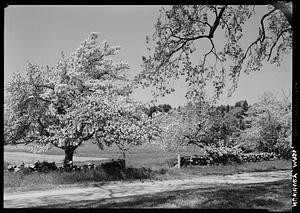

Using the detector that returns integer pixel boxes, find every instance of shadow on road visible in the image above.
[34,179,291,211]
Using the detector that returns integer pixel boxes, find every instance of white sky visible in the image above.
[4,5,292,107]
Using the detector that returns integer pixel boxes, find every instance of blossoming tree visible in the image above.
[155,101,232,152]
[238,91,292,154]
[4,33,157,167]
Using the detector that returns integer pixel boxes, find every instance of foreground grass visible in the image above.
[4,159,291,193]
[4,167,164,193]
[36,179,292,211]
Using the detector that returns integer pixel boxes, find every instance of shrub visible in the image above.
[34,161,57,172]
[46,166,154,184]
[100,159,125,169]
[276,146,292,160]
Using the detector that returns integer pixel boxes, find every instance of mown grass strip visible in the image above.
[4,159,291,193]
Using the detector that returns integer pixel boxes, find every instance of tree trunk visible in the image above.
[64,148,74,168]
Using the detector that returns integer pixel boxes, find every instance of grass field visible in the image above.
[36,179,292,211]
[4,142,206,169]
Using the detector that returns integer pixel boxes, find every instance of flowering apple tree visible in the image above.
[4,33,158,167]
[154,101,235,153]
[238,91,292,154]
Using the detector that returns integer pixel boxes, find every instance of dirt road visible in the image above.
[4,170,291,208]
[4,152,110,164]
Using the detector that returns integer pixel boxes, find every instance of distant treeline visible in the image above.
[142,100,249,118]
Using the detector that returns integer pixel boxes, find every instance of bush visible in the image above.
[100,159,125,169]
[34,161,57,172]
[26,167,154,185]
[276,146,292,160]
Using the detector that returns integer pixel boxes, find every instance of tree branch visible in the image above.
[159,5,227,68]
[75,122,85,138]
[209,5,226,38]
[183,134,202,147]
[22,137,38,145]
[240,37,261,64]
[267,28,292,61]
[37,117,50,137]
[240,7,278,64]
[270,1,292,26]
[35,96,53,104]
[51,141,66,150]
[260,8,277,43]
[34,84,55,90]
[220,16,231,40]
[187,13,212,29]
[73,140,84,150]
[82,130,95,141]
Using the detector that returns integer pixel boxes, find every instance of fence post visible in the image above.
[122,152,126,168]
[177,153,181,169]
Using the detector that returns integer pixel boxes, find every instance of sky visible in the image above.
[4,5,292,107]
